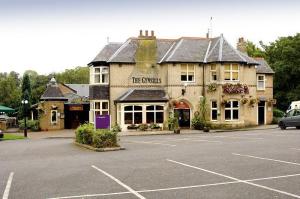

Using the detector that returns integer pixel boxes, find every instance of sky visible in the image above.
[0,0,299,75]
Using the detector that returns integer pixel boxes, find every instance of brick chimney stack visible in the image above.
[237,37,247,54]
[138,30,156,39]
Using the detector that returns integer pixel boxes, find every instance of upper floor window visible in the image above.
[257,75,265,90]
[91,66,109,84]
[181,64,195,82]
[224,64,239,81]
[210,64,217,81]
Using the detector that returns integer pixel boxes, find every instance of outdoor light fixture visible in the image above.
[21,99,29,137]
[182,83,188,96]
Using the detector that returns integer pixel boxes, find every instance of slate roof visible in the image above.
[65,84,89,97]
[115,89,168,102]
[90,34,259,65]
[254,58,275,74]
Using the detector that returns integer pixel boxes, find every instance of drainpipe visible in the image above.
[202,64,205,97]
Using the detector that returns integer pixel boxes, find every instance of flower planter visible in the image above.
[174,129,180,134]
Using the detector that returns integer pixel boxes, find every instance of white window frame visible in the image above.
[124,105,143,124]
[211,101,218,121]
[224,100,239,121]
[91,66,109,85]
[257,74,265,90]
[210,64,217,81]
[90,100,109,123]
[146,105,164,124]
[50,110,58,124]
[181,64,195,83]
[224,64,239,81]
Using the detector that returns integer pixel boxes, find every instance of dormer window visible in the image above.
[224,64,239,81]
[91,66,109,84]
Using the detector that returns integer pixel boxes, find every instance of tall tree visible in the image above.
[264,33,300,110]
[246,41,265,58]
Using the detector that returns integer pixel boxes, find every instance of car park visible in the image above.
[278,109,300,129]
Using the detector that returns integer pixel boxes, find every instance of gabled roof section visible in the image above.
[91,42,123,64]
[90,34,261,65]
[254,58,275,74]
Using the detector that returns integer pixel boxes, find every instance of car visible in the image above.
[0,130,3,139]
[278,109,300,130]
[286,101,300,113]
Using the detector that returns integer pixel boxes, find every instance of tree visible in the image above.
[21,74,32,117]
[246,41,265,58]
[264,33,300,110]
[54,66,89,84]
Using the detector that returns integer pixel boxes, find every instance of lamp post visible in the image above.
[21,99,28,137]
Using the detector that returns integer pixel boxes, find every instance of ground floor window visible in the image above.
[211,101,218,121]
[90,100,109,123]
[124,105,142,124]
[120,104,165,125]
[225,100,239,121]
[146,105,164,123]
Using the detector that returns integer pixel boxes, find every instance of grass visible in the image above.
[0,134,25,141]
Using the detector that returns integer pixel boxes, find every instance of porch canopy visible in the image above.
[115,89,169,103]
[0,105,15,113]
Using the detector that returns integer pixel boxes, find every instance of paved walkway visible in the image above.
[8,124,278,139]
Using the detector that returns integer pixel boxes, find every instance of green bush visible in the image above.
[138,124,148,131]
[111,123,121,132]
[149,123,160,129]
[191,116,204,130]
[168,113,179,130]
[93,130,118,148]
[75,123,94,145]
[18,119,40,131]
[273,108,285,118]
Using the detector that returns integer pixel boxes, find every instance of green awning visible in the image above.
[0,105,15,113]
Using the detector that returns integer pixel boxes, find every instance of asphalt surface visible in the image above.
[0,128,300,199]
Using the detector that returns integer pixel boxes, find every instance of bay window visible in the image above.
[124,105,142,124]
[146,105,164,123]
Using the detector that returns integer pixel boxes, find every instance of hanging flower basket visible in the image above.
[221,99,228,106]
[240,98,248,105]
[222,83,249,95]
[249,98,257,105]
[207,83,217,92]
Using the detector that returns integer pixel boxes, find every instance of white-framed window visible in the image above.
[225,100,239,121]
[211,101,218,121]
[224,64,239,81]
[181,64,195,82]
[91,66,109,84]
[90,100,109,123]
[257,75,265,90]
[51,110,58,124]
[124,105,143,124]
[146,105,164,123]
[210,64,217,81]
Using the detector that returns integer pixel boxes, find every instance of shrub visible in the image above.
[111,123,121,132]
[191,116,204,130]
[168,113,179,130]
[273,108,284,118]
[19,119,40,131]
[138,124,148,131]
[149,123,160,129]
[127,124,138,130]
[93,130,118,148]
[75,123,94,145]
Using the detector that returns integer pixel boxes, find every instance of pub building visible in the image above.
[89,30,274,131]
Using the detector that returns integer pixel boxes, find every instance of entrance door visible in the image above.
[258,101,265,125]
[174,109,190,128]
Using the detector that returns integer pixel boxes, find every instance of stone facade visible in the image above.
[39,101,65,131]
[89,31,274,131]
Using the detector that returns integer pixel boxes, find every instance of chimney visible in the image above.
[237,37,247,53]
[151,30,154,37]
[139,30,143,37]
[145,30,148,37]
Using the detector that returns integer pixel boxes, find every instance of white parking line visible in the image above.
[167,159,300,198]
[291,148,300,151]
[48,172,300,199]
[232,153,300,166]
[168,138,222,143]
[91,165,146,199]
[2,172,14,199]
[124,140,176,147]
